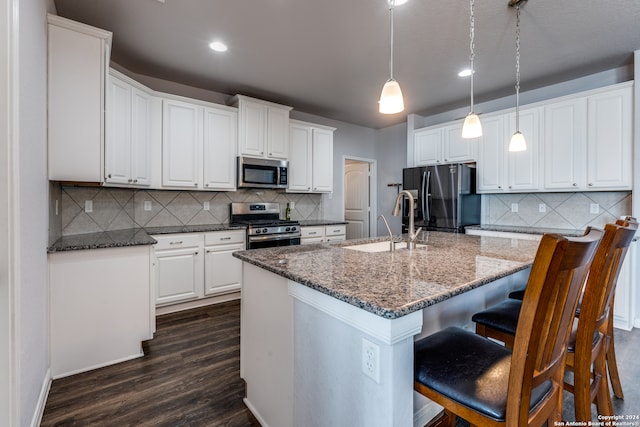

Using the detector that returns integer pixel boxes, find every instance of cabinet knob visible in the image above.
[194,183,198,187]
[508,186,512,189]
[107,174,112,179]
[133,179,138,183]
[261,151,264,155]
[498,186,502,189]
[588,183,593,187]
[269,153,272,156]
[195,251,199,255]
[307,187,311,190]
[205,183,209,187]
[573,183,577,187]
[127,179,133,183]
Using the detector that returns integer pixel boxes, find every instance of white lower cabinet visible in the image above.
[153,230,245,307]
[204,230,245,295]
[301,224,346,244]
[49,245,154,378]
[154,234,204,305]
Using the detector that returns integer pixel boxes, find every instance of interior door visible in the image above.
[344,161,370,240]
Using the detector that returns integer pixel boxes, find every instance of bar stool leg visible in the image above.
[606,310,624,399]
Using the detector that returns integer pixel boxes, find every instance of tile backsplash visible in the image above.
[482,191,632,230]
[54,185,322,237]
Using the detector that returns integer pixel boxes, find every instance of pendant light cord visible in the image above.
[515,5,521,131]
[389,1,395,80]
[469,0,475,112]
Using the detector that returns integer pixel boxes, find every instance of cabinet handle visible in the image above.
[133,179,138,183]
[169,241,183,245]
[220,237,231,240]
[333,229,340,233]
[127,179,132,183]
[309,232,317,235]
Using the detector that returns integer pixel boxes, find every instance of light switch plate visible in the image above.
[84,200,93,213]
[511,203,519,213]
[590,203,600,214]
[144,201,152,211]
[539,203,546,213]
[203,201,210,211]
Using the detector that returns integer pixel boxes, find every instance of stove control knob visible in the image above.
[255,229,261,234]
[291,226,297,232]
[262,228,268,234]
[286,227,291,232]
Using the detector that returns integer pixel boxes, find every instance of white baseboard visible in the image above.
[30,368,51,427]
[156,292,240,316]
[52,352,143,380]
[243,397,269,427]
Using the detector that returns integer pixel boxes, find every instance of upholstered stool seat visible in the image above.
[508,288,526,300]
[414,326,552,421]
[471,299,521,338]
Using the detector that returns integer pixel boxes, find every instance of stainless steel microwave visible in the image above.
[237,156,289,189]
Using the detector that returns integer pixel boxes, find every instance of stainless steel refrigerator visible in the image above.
[402,163,481,233]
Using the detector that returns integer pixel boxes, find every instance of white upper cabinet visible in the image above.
[414,123,477,166]
[506,107,540,192]
[586,85,632,189]
[161,96,238,191]
[47,14,112,182]
[476,115,506,192]
[443,123,478,163]
[414,128,443,165]
[162,99,202,189]
[105,71,152,186]
[288,120,335,193]
[234,95,292,160]
[203,107,238,190]
[543,98,587,190]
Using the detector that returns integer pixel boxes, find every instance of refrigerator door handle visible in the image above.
[422,170,430,223]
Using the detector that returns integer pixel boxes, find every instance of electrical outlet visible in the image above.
[84,200,93,213]
[511,203,519,213]
[590,203,600,214]
[362,338,380,383]
[539,203,546,213]
[203,201,210,211]
[144,201,152,211]
[289,201,295,209]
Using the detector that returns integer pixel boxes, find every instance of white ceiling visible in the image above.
[54,0,640,129]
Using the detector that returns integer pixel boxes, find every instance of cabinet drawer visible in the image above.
[325,225,346,236]
[153,234,202,251]
[301,226,324,238]
[205,230,245,246]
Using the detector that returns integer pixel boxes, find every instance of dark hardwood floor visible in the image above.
[42,299,640,426]
[41,300,260,427]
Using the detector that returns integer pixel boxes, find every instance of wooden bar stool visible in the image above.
[471,220,636,421]
[414,229,602,427]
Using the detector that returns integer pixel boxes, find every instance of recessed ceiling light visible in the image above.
[458,69,473,77]
[209,41,228,52]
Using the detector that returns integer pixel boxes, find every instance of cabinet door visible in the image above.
[288,123,313,192]
[543,98,586,190]
[414,129,442,165]
[443,123,478,163]
[587,87,632,189]
[155,247,203,305]
[203,107,237,190]
[267,107,290,159]
[506,107,540,191]
[130,87,152,186]
[204,242,244,295]
[48,17,109,182]
[238,101,266,157]
[162,99,202,188]
[476,115,505,193]
[311,128,334,192]
[105,76,132,184]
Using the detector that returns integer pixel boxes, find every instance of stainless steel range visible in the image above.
[230,202,301,249]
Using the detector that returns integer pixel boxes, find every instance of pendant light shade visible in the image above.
[462,112,482,138]
[508,4,526,152]
[461,0,482,138]
[379,1,404,114]
[509,131,527,152]
[379,79,404,114]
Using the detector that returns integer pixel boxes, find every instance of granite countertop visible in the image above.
[48,223,245,252]
[465,224,584,237]
[298,220,348,227]
[233,232,540,319]
[47,228,157,253]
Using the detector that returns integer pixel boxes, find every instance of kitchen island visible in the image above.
[234,232,540,427]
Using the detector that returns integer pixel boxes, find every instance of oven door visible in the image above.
[248,234,301,249]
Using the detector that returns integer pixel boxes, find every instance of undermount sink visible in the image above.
[343,241,427,253]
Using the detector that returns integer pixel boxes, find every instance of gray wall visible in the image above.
[375,123,407,236]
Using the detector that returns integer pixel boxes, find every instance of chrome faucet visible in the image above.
[377,214,395,252]
[392,190,422,250]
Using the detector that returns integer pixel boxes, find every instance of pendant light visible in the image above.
[461,0,482,139]
[379,0,405,114]
[509,3,527,152]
